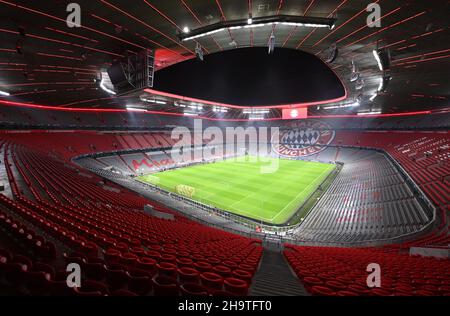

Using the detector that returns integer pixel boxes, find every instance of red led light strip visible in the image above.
[343,11,426,48]
[340,39,379,58]
[395,54,450,66]
[308,111,432,119]
[30,33,124,58]
[248,0,254,47]
[215,0,235,43]
[12,89,58,97]
[0,82,93,87]
[294,0,347,49]
[99,0,194,55]
[89,14,178,57]
[0,27,124,58]
[44,27,99,43]
[411,28,445,39]
[392,48,450,64]
[143,0,209,54]
[143,88,347,110]
[0,99,435,122]
[0,62,27,66]
[312,0,381,48]
[180,0,223,51]
[380,39,406,50]
[90,14,112,25]
[37,52,83,61]
[336,7,401,44]
[34,69,71,74]
[411,94,447,100]
[0,68,26,71]
[303,0,316,16]
[267,0,285,42]
[0,0,146,50]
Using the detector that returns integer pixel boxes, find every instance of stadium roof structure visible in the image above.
[0,0,448,120]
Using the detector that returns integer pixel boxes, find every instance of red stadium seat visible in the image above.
[152,275,179,296]
[136,257,157,275]
[157,262,177,278]
[213,265,232,278]
[180,283,208,296]
[200,272,223,290]
[336,290,359,296]
[194,261,212,273]
[127,268,152,296]
[370,288,393,296]
[26,271,52,295]
[74,280,109,296]
[232,269,252,282]
[85,263,106,281]
[311,286,336,296]
[325,280,347,291]
[105,264,129,291]
[111,289,138,296]
[224,277,248,296]
[176,257,194,268]
[119,252,139,266]
[103,248,121,264]
[178,267,200,284]
[210,290,236,296]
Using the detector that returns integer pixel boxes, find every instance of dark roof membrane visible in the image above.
[153,47,345,106]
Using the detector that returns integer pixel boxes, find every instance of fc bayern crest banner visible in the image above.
[272,120,335,157]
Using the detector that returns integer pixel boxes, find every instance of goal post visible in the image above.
[175,184,196,198]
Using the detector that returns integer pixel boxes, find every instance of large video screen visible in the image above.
[282,108,308,120]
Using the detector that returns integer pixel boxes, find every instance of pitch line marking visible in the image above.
[142,158,335,225]
[270,165,334,222]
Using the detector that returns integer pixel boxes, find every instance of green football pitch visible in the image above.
[137,156,335,225]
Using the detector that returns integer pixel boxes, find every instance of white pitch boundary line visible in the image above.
[143,159,334,224]
[179,167,270,221]
[226,164,334,223]
[206,184,270,221]
[195,187,269,221]
[270,165,335,222]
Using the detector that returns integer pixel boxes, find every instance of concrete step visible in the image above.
[249,249,308,296]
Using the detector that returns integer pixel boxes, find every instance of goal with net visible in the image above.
[175,184,196,198]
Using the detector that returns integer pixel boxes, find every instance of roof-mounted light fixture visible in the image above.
[248,13,253,25]
[99,71,116,95]
[248,114,265,120]
[322,100,360,110]
[373,50,383,71]
[213,106,228,113]
[243,109,270,114]
[357,111,382,115]
[184,110,198,116]
[126,105,147,112]
[179,15,336,42]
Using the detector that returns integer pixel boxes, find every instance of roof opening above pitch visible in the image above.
[153,47,345,107]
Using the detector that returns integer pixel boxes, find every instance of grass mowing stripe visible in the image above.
[270,164,335,222]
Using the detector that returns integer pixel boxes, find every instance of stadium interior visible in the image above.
[0,0,449,299]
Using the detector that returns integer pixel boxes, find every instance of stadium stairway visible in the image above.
[249,249,308,296]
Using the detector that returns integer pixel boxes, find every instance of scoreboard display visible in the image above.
[282,108,308,120]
